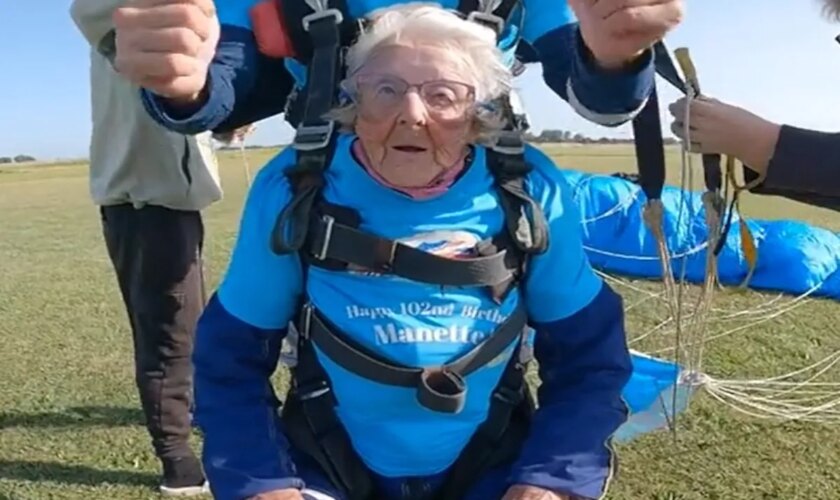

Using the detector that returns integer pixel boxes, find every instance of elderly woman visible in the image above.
[193,5,632,500]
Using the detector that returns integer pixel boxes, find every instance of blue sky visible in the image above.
[2,0,839,160]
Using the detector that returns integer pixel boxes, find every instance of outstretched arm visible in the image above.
[509,149,632,499]
[523,0,682,127]
[193,150,307,499]
[140,25,293,135]
[107,0,294,135]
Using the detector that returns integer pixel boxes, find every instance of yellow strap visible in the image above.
[723,156,759,286]
[674,47,700,93]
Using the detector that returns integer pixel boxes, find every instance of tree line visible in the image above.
[525,129,679,145]
[0,155,36,164]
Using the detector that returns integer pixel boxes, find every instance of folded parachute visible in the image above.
[563,170,840,301]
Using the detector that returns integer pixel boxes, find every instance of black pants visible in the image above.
[101,204,205,460]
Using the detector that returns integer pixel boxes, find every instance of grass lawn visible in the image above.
[1,144,838,499]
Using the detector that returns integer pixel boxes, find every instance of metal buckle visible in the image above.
[314,215,335,260]
[293,121,335,152]
[302,8,344,32]
[492,385,522,406]
[300,303,314,339]
[297,380,332,401]
[466,11,504,36]
[492,130,525,156]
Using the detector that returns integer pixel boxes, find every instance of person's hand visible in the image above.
[502,484,570,500]
[569,0,684,70]
[669,96,781,175]
[247,489,305,500]
[113,0,220,103]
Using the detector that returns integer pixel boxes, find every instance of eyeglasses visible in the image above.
[348,74,476,121]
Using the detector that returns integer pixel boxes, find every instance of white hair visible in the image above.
[328,3,513,142]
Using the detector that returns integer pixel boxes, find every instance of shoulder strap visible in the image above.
[277,0,356,64]
[456,0,520,35]
[272,0,347,255]
[487,137,549,256]
[455,1,548,257]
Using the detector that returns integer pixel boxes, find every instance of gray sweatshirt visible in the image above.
[70,0,222,211]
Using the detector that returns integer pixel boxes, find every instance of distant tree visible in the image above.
[13,154,35,163]
[538,129,567,142]
[0,157,11,164]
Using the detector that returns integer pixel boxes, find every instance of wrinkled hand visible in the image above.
[569,0,684,70]
[247,489,304,500]
[669,96,781,174]
[502,484,570,500]
[113,0,220,102]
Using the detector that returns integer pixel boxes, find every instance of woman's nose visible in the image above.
[396,91,428,127]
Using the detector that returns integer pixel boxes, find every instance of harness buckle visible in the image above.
[302,8,344,32]
[313,214,336,260]
[300,303,314,339]
[296,379,332,401]
[294,121,335,152]
[466,11,504,36]
[492,384,523,406]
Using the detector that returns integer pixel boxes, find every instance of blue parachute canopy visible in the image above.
[563,170,840,300]
[617,352,692,442]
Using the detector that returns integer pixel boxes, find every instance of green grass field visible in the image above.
[1,144,838,500]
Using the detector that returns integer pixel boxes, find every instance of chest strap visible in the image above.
[298,301,528,414]
[304,213,519,287]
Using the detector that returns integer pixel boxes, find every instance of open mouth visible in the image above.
[392,145,427,153]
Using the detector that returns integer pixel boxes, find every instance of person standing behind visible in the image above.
[70,0,221,495]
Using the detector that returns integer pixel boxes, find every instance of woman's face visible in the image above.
[351,43,477,187]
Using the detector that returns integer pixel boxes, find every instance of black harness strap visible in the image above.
[488,143,549,256]
[283,312,377,499]
[278,0,357,64]
[632,83,666,203]
[304,214,518,287]
[272,1,348,255]
[456,0,520,35]
[301,302,527,414]
[436,349,533,500]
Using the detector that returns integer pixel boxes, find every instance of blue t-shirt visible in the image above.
[218,133,602,477]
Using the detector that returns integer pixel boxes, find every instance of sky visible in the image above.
[1,1,839,160]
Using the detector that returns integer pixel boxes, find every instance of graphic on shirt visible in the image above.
[399,230,481,257]
[347,230,482,276]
